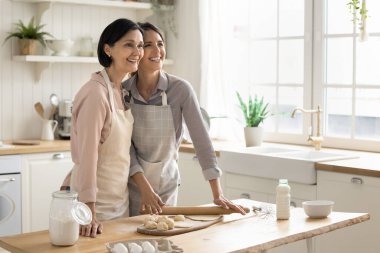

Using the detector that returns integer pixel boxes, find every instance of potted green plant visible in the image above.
[347,0,369,41]
[236,91,270,147]
[3,17,52,55]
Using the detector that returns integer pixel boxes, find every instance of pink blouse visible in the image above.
[62,72,126,203]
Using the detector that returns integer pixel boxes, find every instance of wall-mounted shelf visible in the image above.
[12,0,152,10]
[13,55,97,63]
[13,55,174,82]
[13,55,174,65]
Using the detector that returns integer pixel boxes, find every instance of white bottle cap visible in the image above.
[279,179,288,184]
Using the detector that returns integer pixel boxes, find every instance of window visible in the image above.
[200,0,380,151]
[315,0,380,151]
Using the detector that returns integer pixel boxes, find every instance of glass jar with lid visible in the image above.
[49,190,92,246]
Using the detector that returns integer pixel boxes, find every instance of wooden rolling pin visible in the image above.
[159,206,251,215]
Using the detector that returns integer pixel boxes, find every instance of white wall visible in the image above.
[0,0,201,140]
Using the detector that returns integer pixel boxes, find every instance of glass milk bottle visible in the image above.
[276,179,291,220]
[49,190,92,246]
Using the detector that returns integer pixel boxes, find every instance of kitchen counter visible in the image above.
[0,140,70,155]
[0,199,370,253]
[1,139,379,177]
[182,140,380,178]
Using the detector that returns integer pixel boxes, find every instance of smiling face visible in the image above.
[139,29,166,72]
[104,29,144,74]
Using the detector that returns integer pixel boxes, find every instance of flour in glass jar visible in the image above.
[49,216,79,246]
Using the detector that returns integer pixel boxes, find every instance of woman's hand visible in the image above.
[140,190,165,215]
[214,195,247,215]
[209,178,246,215]
[80,202,103,238]
[131,172,165,215]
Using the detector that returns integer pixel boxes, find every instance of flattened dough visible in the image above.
[174,221,193,228]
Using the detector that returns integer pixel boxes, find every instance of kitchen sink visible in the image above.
[275,150,358,162]
[244,146,297,154]
[219,147,358,185]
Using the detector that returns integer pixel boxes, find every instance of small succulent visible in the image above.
[236,91,270,127]
[3,17,52,47]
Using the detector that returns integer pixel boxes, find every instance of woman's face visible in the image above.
[139,29,166,72]
[106,29,144,73]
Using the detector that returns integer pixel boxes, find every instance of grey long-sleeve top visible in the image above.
[122,71,222,181]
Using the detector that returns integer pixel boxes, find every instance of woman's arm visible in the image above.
[181,82,246,214]
[73,85,108,237]
[129,144,165,214]
[130,172,165,214]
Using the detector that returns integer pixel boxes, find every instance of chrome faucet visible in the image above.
[291,105,323,150]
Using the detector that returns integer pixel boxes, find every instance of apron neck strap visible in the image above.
[100,69,116,112]
[161,91,168,106]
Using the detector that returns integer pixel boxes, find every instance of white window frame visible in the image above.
[313,0,380,152]
[264,0,313,146]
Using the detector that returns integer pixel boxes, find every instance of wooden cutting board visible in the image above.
[12,140,40,145]
[136,215,223,236]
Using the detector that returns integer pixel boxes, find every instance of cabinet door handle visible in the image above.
[192,156,198,161]
[0,177,15,182]
[240,193,251,199]
[290,201,297,207]
[52,153,65,160]
[351,177,363,184]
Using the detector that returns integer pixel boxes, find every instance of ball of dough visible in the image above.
[113,243,129,253]
[156,215,169,223]
[157,221,169,231]
[144,220,157,230]
[165,218,175,229]
[144,215,157,226]
[174,214,186,222]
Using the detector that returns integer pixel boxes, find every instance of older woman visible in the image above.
[61,18,144,237]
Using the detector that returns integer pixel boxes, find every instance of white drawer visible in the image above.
[225,172,316,200]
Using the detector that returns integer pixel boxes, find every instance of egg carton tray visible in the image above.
[106,238,183,253]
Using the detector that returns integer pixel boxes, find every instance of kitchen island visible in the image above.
[0,199,369,253]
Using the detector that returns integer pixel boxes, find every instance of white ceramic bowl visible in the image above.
[45,39,74,56]
[302,200,334,218]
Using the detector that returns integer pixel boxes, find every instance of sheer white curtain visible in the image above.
[199,0,245,141]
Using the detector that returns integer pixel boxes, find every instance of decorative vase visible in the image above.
[244,126,263,147]
[19,39,37,55]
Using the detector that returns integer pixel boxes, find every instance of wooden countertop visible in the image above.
[183,140,380,178]
[1,139,379,177]
[0,199,370,253]
[0,140,70,155]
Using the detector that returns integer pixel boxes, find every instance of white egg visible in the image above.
[142,241,155,253]
[113,243,129,253]
[128,243,143,253]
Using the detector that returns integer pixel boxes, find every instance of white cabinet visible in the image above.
[224,172,317,208]
[223,172,317,253]
[177,152,213,206]
[316,171,380,253]
[21,152,73,232]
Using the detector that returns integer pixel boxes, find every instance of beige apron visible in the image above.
[125,90,180,216]
[71,69,133,221]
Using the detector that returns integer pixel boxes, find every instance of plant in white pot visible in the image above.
[236,92,270,147]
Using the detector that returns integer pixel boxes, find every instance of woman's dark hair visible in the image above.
[98,18,143,67]
[137,22,165,42]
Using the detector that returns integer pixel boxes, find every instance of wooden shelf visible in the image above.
[13,55,174,65]
[12,0,152,10]
[13,55,98,63]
